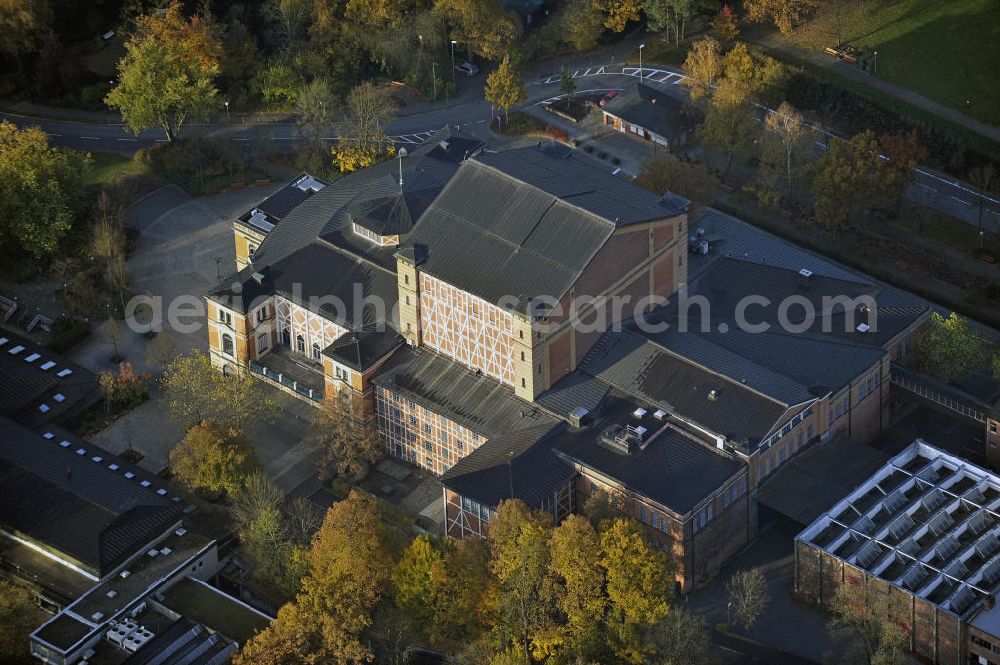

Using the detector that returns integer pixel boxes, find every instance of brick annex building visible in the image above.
[205,129,929,591]
[797,441,1000,665]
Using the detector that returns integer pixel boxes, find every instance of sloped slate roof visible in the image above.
[601,83,685,138]
[441,423,573,508]
[373,348,557,438]
[251,127,480,270]
[323,328,403,372]
[0,418,180,574]
[348,174,438,237]
[208,241,400,329]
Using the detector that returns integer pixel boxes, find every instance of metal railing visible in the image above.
[249,361,321,402]
[890,363,990,424]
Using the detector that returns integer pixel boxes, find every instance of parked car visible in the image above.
[598,91,619,107]
[455,61,479,77]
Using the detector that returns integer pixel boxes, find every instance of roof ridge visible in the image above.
[470,155,621,229]
[627,329,793,408]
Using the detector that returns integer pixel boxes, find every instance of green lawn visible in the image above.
[84,151,149,186]
[161,579,270,644]
[785,0,1000,125]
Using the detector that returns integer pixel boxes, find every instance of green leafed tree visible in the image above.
[600,518,673,663]
[488,499,555,661]
[810,130,883,230]
[169,420,259,496]
[0,578,45,664]
[434,0,521,61]
[160,349,278,428]
[828,580,909,665]
[392,534,445,635]
[917,312,991,383]
[743,0,819,34]
[485,57,526,126]
[635,154,719,208]
[105,2,221,141]
[0,121,90,260]
[645,0,695,46]
[557,1,605,52]
[548,514,607,661]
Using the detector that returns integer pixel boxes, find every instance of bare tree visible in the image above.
[146,332,176,372]
[309,388,383,480]
[828,580,909,665]
[105,317,124,361]
[764,101,807,193]
[728,567,770,632]
[229,470,283,533]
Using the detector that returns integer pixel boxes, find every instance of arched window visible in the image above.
[312,342,321,361]
[296,335,305,354]
[222,334,234,356]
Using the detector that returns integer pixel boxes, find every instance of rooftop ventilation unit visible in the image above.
[252,272,265,285]
[119,570,130,579]
[632,407,648,418]
[175,527,188,537]
[91,612,104,622]
[653,409,667,420]
[601,424,647,455]
[708,389,719,401]
[106,590,118,599]
[856,323,870,333]
[568,407,589,428]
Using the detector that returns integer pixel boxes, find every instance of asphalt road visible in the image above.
[2,59,997,229]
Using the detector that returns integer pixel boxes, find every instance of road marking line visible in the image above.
[116,138,138,142]
[950,196,973,206]
[47,133,62,137]
[583,68,591,76]
[573,70,580,77]
[80,136,99,139]
[658,74,673,82]
[915,183,935,192]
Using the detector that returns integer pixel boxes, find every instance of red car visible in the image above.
[598,91,619,107]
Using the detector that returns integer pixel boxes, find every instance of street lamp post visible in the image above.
[873,50,878,76]
[432,62,438,102]
[450,40,457,93]
[397,146,407,189]
[224,100,230,123]
[727,602,733,628]
[638,43,645,78]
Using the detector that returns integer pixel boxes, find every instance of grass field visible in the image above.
[784,0,1000,125]
[84,151,149,185]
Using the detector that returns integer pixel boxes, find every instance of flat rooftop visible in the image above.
[32,527,213,654]
[797,440,1000,619]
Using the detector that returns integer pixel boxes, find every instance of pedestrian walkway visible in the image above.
[749,30,1000,145]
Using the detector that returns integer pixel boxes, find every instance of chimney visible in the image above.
[798,268,814,288]
[252,271,265,286]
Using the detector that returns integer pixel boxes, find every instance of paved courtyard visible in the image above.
[66,183,322,493]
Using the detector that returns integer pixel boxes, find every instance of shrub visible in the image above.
[48,315,91,353]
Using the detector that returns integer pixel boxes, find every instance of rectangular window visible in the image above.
[640,506,646,522]
[779,448,786,463]
[860,385,866,399]
[256,307,266,323]
[256,332,268,353]
[707,504,714,522]
[835,404,841,419]
[807,424,814,440]
[828,410,834,425]
[842,397,848,412]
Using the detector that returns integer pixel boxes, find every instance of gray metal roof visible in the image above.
[601,83,685,138]
[0,418,180,574]
[373,347,558,438]
[553,391,745,515]
[208,241,400,329]
[580,330,789,448]
[441,422,574,508]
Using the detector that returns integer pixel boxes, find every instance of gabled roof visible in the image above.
[208,241,400,329]
[601,83,685,138]
[249,127,482,271]
[402,145,681,314]
[0,418,180,574]
[441,423,573,508]
[237,173,327,232]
